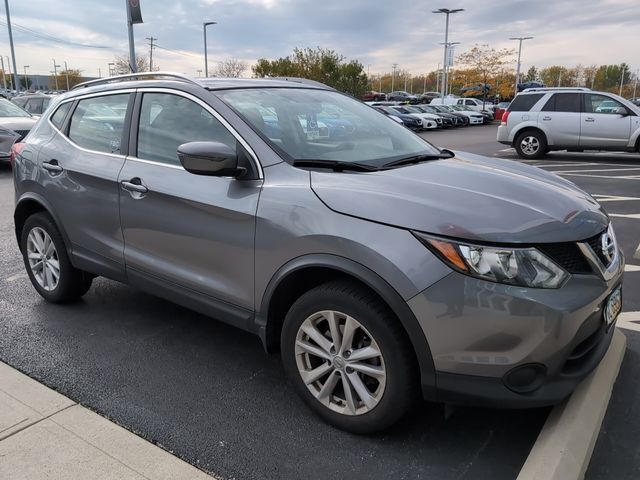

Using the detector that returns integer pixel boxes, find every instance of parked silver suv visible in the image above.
[497,87,640,159]
[13,74,624,433]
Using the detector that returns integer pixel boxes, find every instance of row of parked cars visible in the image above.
[368,100,492,131]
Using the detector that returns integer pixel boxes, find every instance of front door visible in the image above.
[580,93,632,149]
[118,90,262,312]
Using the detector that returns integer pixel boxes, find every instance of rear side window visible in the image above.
[542,93,581,113]
[136,92,237,166]
[50,102,72,129]
[25,98,44,114]
[68,94,130,154]
[507,94,544,112]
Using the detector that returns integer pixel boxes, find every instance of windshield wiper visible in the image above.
[292,159,379,172]
[381,150,455,170]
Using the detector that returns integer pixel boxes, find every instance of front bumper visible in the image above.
[408,253,624,407]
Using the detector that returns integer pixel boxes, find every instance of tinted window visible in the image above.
[137,93,237,166]
[68,94,129,154]
[507,94,544,112]
[50,102,72,129]
[555,93,581,112]
[585,94,625,115]
[25,98,44,114]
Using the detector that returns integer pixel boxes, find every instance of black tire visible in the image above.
[21,212,93,303]
[515,130,548,159]
[281,280,418,434]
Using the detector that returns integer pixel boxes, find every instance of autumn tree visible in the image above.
[524,66,538,82]
[253,47,368,96]
[583,64,598,88]
[212,57,247,78]
[49,69,84,90]
[456,44,515,106]
[112,55,150,75]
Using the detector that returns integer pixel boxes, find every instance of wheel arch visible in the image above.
[511,126,550,147]
[14,193,70,254]
[255,254,437,399]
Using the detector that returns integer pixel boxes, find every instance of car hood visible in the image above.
[310,152,607,243]
[0,117,38,131]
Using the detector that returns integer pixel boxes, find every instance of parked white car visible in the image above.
[497,87,640,159]
[433,104,484,125]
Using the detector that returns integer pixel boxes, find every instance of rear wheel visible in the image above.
[515,130,547,159]
[281,280,417,434]
[21,213,93,303]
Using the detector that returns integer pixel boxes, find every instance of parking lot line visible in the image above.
[625,265,640,272]
[617,312,640,333]
[592,195,640,202]
[609,213,640,219]
[531,163,599,168]
[552,167,640,174]
[557,173,640,180]
[635,242,640,260]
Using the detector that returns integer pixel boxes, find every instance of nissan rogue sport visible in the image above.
[497,87,640,159]
[12,73,624,433]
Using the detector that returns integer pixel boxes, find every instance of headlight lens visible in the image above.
[414,233,568,289]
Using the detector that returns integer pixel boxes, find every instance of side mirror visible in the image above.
[177,141,245,178]
[615,107,629,116]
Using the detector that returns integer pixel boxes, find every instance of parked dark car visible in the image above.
[427,104,470,125]
[373,106,423,131]
[362,91,387,102]
[629,98,640,107]
[415,104,463,127]
[387,91,419,104]
[11,94,55,116]
[417,91,441,103]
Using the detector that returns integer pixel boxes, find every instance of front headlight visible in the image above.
[413,232,568,289]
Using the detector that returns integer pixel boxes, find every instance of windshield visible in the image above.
[218,88,439,165]
[0,99,31,118]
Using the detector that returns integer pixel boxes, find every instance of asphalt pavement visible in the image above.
[1,124,639,479]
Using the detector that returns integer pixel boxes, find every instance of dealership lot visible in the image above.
[1,124,639,479]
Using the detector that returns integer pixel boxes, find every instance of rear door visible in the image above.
[37,91,132,280]
[580,93,632,148]
[118,89,262,312]
[539,93,581,147]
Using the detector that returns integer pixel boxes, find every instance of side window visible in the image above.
[68,94,130,154]
[508,93,544,112]
[552,93,581,113]
[137,93,237,166]
[25,98,44,114]
[457,100,464,105]
[585,94,625,115]
[50,102,72,129]
[466,100,475,106]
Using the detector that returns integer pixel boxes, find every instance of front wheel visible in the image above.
[281,280,417,434]
[515,130,548,159]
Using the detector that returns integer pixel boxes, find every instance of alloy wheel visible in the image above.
[520,135,540,155]
[295,310,386,416]
[26,227,60,291]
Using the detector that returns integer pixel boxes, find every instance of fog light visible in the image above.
[503,364,547,393]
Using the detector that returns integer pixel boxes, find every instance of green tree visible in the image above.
[524,66,538,82]
[252,47,368,96]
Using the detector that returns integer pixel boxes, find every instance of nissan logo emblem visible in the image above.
[600,230,616,264]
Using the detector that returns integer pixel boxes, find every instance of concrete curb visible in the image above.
[0,362,215,480]
[516,328,627,480]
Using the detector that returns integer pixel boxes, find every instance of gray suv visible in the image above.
[13,73,624,433]
[497,87,640,159]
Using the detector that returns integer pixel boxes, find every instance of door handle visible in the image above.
[542,116,552,121]
[585,117,595,122]
[42,160,63,173]
[121,179,148,194]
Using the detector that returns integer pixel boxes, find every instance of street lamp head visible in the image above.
[204,21,217,26]
[509,36,534,40]
[432,8,464,14]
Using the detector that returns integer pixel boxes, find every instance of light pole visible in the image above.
[433,8,463,101]
[23,64,29,90]
[391,63,398,92]
[439,41,459,96]
[619,64,626,96]
[64,61,70,91]
[203,21,216,77]
[4,0,20,91]
[52,59,61,90]
[633,69,638,99]
[510,36,533,96]
[0,57,6,91]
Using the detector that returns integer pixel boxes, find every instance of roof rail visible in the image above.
[72,72,199,90]
[268,76,332,89]
[522,87,591,93]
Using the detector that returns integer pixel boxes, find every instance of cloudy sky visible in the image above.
[1,0,637,79]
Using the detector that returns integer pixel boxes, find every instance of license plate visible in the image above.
[604,288,622,331]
